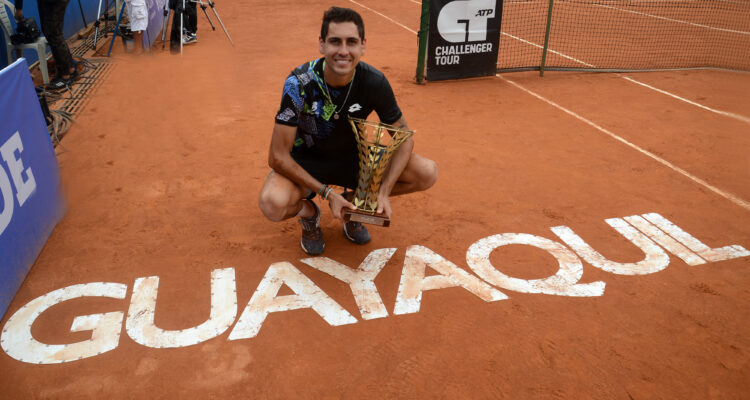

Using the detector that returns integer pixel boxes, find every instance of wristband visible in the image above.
[322,186,333,200]
[318,184,328,197]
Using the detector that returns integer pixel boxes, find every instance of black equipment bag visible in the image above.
[10,17,41,45]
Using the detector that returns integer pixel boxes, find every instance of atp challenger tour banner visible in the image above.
[427,0,503,81]
[0,59,65,320]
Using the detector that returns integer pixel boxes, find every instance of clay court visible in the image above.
[1,0,750,398]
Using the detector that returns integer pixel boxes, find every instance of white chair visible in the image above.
[0,0,49,84]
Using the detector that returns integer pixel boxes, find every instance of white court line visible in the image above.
[500,31,750,126]
[590,0,748,5]
[501,32,595,67]
[621,76,750,125]
[353,0,750,211]
[349,0,417,34]
[498,75,750,212]
[596,3,750,36]
[404,0,750,125]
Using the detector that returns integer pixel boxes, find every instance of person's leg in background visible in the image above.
[169,0,197,51]
[38,0,76,88]
[186,1,196,33]
[168,0,182,52]
[183,0,197,43]
[126,0,148,53]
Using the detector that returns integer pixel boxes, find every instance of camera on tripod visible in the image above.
[95,0,233,56]
[163,0,233,53]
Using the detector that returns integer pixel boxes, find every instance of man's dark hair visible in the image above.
[320,7,365,40]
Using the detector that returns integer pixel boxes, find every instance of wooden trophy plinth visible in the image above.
[342,208,391,227]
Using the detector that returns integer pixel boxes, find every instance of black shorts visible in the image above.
[295,156,359,190]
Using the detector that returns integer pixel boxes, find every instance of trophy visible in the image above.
[342,117,415,227]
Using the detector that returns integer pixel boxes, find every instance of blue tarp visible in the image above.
[0,58,65,319]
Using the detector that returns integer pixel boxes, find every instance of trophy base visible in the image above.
[342,209,391,227]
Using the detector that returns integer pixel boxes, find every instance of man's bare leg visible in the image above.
[389,153,438,196]
[133,31,144,54]
[259,153,436,220]
[259,170,326,255]
[258,171,315,221]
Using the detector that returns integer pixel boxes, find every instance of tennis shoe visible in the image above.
[343,221,371,245]
[45,76,70,91]
[182,33,197,44]
[299,200,325,255]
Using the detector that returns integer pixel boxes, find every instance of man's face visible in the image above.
[319,21,366,83]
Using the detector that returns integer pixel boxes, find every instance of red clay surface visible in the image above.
[2,0,749,398]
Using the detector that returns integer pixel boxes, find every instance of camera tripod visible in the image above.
[161,0,233,54]
[92,0,112,49]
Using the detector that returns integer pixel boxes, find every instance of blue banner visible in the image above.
[144,0,167,49]
[0,59,65,320]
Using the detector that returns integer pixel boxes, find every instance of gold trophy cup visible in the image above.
[342,117,415,227]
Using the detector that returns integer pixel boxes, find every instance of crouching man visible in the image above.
[258,7,437,255]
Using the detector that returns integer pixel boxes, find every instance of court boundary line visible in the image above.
[607,0,746,4]
[501,32,750,125]
[403,0,750,125]
[498,74,750,212]
[501,32,596,67]
[357,0,750,212]
[349,0,417,34]
[595,3,750,36]
[620,76,750,125]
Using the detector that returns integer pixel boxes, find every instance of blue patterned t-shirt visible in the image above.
[275,58,402,186]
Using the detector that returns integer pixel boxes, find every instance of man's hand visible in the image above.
[14,9,23,21]
[327,191,357,221]
[376,191,392,219]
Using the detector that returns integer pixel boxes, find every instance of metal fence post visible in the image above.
[540,0,554,77]
[416,0,430,83]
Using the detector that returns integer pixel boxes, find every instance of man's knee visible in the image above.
[258,190,290,222]
[416,157,438,191]
[259,172,306,222]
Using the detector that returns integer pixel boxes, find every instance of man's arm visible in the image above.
[268,123,355,219]
[268,123,320,194]
[376,116,413,217]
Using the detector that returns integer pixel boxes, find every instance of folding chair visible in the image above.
[0,0,49,84]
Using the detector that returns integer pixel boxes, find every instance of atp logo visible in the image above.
[437,0,496,43]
